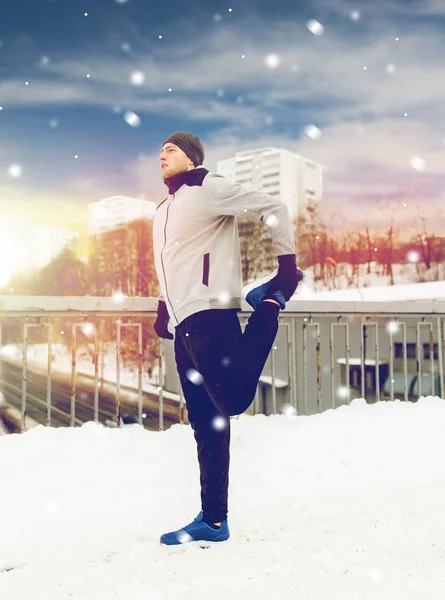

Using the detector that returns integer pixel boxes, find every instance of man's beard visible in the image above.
[163,165,187,183]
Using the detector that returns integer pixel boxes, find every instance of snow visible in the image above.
[1,397,445,598]
[297,278,445,302]
[292,262,445,298]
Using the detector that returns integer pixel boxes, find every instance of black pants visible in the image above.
[174,304,279,523]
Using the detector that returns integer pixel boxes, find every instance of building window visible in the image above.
[262,162,280,171]
[262,153,279,162]
[236,168,252,176]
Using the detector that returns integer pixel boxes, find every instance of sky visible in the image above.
[1,394,445,598]
[1,0,445,247]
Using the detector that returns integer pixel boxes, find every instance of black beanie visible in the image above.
[162,131,205,167]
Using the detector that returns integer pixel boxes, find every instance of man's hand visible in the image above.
[266,254,303,301]
[153,300,174,340]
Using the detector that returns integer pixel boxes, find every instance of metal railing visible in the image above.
[0,296,444,433]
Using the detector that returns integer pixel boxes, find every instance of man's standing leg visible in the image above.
[174,318,230,526]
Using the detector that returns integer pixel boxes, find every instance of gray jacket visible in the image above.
[152,167,296,328]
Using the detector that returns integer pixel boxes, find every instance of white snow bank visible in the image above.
[1,396,445,599]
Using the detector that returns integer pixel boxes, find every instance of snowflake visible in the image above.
[265,53,280,69]
[304,124,322,140]
[8,164,22,178]
[336,386,350,399]
[186,368,203,385]
[130,71,145,86]
[307,19,324,36]
[265,214,279,228]
[385,63,396,74]
[112,291,126,303]
[407,250,420,263]
[368,568,383,581]
[44,501,60,515]
[177,531,193,544]
[386,321,399,334]
[410,156,426,172]
[212,416,228,430]
[81,323,94,336]
[218,293,231,305]
[49,119,59,128]
[350,10,361,21]
[123,111,141,127]
[280,403,296,416]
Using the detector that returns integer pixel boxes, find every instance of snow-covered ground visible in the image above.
[298,261,445,293]
[1,397,444,599]
[297,278,445,302]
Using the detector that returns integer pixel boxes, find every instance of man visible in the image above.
[152,131,302,547]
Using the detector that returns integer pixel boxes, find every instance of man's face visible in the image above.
[159,142,195,180]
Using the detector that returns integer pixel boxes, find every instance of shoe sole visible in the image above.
[160,539,230,551]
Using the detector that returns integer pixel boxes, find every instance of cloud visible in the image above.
[2,0,444,233]
[1,2,444,131]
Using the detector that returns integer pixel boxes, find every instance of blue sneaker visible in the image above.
[160,512,230,547]
[244,268,304,310]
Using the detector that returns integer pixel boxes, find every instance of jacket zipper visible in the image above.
[160,194,178,325]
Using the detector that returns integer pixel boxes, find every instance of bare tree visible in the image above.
[237,218,275,284]
[296,200,328,284]
[384,215,396,285]
[364,221,374,275]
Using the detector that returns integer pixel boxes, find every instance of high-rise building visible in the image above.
[88,195,156,236]
[217,147,322,220]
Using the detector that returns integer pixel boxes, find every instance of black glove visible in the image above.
[153,300,174,340]
[265,254,303,301]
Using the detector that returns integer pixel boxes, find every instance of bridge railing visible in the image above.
[0,296,444,433]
